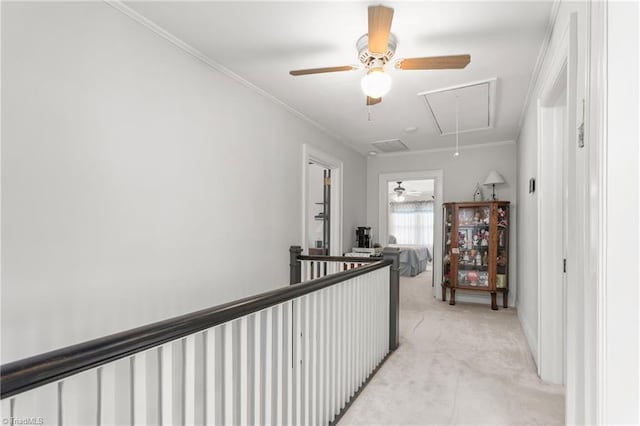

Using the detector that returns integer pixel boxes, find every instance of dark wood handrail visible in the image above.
[0,260,392,400]
[298,255,380,263]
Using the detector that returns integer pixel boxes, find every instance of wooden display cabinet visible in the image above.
[442,201,510,310]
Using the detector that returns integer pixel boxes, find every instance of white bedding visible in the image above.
[388,244,432,276]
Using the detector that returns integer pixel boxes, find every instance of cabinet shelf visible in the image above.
[457,265,489,271]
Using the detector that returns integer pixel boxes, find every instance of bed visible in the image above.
[388,244,432,277]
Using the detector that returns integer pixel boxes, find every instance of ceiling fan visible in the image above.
[393,181,406,195]
[393,181,406,201]
[289,5,471,106]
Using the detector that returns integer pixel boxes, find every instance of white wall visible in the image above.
[366,141,517,305]
[0,2,366,363]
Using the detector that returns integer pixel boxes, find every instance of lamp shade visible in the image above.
[483,170,505,186]
[360,69,392,99]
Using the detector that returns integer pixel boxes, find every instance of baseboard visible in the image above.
[518,308,538,366]
[451,292,513,308]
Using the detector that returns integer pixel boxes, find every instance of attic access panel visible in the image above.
[418,78,497,135]
[370,139,409,153]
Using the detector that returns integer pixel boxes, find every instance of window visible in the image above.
[389,201,434,245]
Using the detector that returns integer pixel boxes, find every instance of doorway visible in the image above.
[379,170,443,298]
[538,64,567,385]
[306,162,330,255]
[537,14,578,388]
[302,145,343,256]
[387,180,435,248]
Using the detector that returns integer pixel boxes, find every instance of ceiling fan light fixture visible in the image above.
[361,68,391,99]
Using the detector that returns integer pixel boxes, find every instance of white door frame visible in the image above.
[378,170,444,297]
[536,13,577,386]
[302,144,343,256]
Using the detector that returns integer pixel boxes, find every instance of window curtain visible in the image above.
[389,201,434,245]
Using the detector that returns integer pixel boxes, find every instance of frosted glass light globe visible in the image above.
[361,69,392,99]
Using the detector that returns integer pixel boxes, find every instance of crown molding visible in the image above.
[370,140,516,158]
[516,0,562,133]
[104,0,344,143]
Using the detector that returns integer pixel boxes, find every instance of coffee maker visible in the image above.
[355,227,371,248]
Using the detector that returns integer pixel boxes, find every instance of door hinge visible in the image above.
[563,258,567,273]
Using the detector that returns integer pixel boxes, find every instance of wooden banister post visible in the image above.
[383,247,401,351]
[289,245,303,285]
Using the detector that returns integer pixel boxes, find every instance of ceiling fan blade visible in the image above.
[289,65,356,76]
[397,55,471,70]
[368,5,394,54]
[366,96,382,106]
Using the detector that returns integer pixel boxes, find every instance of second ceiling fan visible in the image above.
[289,5,471,106]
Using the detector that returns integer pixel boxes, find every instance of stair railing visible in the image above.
[1,247,400,425]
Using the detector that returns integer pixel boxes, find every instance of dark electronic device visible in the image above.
[355,227,372,248]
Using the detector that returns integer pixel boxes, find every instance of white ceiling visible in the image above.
[126,1,553,155]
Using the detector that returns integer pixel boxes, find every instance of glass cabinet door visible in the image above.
[496,204,509,289]
[456,206,491,288]
[443,205,453,289]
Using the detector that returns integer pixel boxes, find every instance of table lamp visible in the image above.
[483,170,505,200]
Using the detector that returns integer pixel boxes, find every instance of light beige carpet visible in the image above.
[338,270,564,425]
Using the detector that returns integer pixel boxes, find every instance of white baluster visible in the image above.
[333,284,340,415]
[347,278,354,397]
[317,289,326,426]
[351,277,365,389]
[98,363,117,426]
[302,295,310,425]
[356,276,363,386]
[363,275,369,377]
[264,309,274,425]
[253,312,264,425]
[159,343,173,426]
[58,381,63,426]
[284,302,293,426]
[336,282,347,412]
[292,299,302,425]
[310,292,318,425]
[370,273,375,370]
[380,266,390,360]
[276,304,285,425]
[183,336,196,425]
[205,326,223,425]
[326,286,334,421]
[223,322,236,425]
[375,271,381,365]
[378,270,384,360]
[132,353,147,425]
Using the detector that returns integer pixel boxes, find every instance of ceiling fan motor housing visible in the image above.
[357,33,397,68]
[394,181,405,194]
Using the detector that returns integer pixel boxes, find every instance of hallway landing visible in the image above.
[338,271,564,425]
